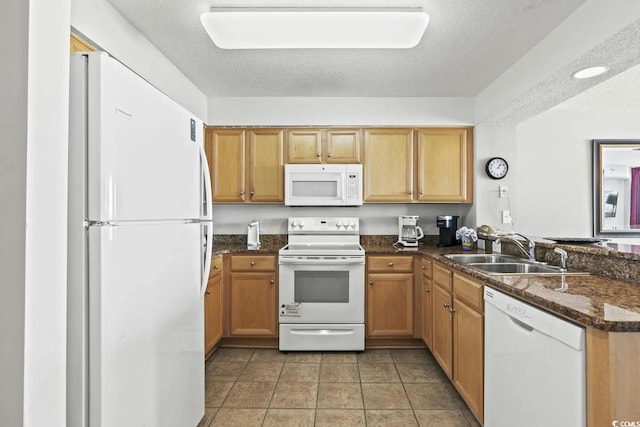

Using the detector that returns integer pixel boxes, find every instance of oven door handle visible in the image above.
[290,329,356,336]
[279,257,365,265]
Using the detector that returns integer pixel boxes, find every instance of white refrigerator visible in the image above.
[68,52,213,427]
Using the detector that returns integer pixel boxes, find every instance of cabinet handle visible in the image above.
[420,191,424,195]
[388,262,394,266]
[213,265,218,270]
[327,153,332,158]
[369,281,374,286]
[449,307,456,314]
[425,288,431,293]
[443,303,450,309]
[250,190,255,197]
[270,279,275,285]
[409,191,413,195]
[316,153,321,157]
[240,191,244,196]
[250,261,256,265]
[206,290,211,295]
[421,265,427,269]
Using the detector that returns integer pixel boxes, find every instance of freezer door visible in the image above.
[88,223,204,427]
[85,53,202,222]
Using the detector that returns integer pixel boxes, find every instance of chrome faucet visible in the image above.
[496,233,537,261]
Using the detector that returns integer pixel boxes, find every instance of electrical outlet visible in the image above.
[499,186,508,198]
[501,210,511,224]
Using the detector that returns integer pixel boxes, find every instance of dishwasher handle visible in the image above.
[508,315,534,332]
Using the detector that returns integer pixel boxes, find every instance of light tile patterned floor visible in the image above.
[198,348,482,427]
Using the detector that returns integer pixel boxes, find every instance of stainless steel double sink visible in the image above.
[443,254,587,275]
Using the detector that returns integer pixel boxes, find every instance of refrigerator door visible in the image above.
[84,52,202,222]
[88,222,204,427]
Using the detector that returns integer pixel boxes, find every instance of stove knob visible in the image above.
[298,221,304,228]
[336,221,343,228]
[349,221,356,229]
[291,220,298,228]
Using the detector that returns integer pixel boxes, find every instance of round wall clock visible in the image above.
[485,157,509,179]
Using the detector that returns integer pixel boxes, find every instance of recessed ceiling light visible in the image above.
[572,66,609,79]
[200,1,429,49]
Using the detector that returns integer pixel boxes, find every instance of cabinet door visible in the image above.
[286,129,322,163]
[432,283,453,378]
[421,276,433,350]
[453,298,484,422]
[416,128,473,202]
[229,272,277,337]
[204,273,223,356]
[208,129,246,202]
[326,129,361,163]
[247,129,284,202]
[363,129,414,202]
[366,273,413,337]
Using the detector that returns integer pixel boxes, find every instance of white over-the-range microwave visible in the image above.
[284,164,363,206]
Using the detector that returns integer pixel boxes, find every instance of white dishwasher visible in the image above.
[484,288,586,427]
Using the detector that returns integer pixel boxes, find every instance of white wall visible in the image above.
[213,204,474,236]
[516,108,640,238]
[71,0,208,120]
[0,0,70,425]
[472,125,518,232]
[0,1,29,424]
[207,97,475,126]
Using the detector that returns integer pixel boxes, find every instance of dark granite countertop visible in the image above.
[211,234,640,332]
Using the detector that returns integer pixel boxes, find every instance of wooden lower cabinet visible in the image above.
[452,298,484,421]
[204,256,223,357]
[431,262,484,424]
[366,255,414,338]
[432,283,454,377]
[420,258,433,350]
[227,255,278,337]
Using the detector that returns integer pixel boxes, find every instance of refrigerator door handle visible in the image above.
[201,223,213,297]
[199,145,213,221]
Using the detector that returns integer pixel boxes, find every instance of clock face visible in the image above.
[486,157,509,179]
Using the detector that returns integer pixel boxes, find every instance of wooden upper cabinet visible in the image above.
[363,128,414,202]
[416,127,473,203]
[247,129,284,202]
[70,33,95,52]
[207,129,246,202]
[286,129,360,163]
[206,128,284,203]
[326,129,361,163]
[286,129,323,163]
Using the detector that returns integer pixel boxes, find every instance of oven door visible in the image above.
[279,255,364,323]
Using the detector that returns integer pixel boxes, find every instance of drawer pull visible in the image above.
[250,261,256,265]
[388,262,394,266]
[206,290,211,295]
[213,265,219,270]
[443,303,450,309]
[425,288,431,293]
[449,307,456,314]
[369,281,374,286]
[270,279,275,285]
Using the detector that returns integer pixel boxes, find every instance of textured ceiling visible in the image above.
[106,0,585,98]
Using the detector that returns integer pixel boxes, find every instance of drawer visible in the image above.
[432,263,452,292]
[209,255,223,278]
[368,255,414,272]
[453,273,483,312]
[230,255,276,271]
[420,258,432,279]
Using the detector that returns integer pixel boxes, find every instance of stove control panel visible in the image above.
[288,217,359,234]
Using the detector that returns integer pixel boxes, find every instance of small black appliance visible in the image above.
[437,215,459,247]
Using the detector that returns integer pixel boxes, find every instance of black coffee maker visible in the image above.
[437,215,459,247]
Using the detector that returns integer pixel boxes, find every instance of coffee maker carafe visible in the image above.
[397,215,425,247]
[437,215,459,247]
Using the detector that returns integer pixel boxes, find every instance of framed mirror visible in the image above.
[594,139,640,237]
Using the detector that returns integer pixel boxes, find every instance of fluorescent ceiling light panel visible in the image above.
[200,5,429,49]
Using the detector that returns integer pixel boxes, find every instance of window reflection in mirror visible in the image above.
[594,139,640,236]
